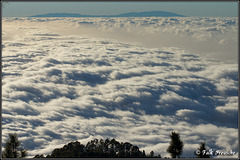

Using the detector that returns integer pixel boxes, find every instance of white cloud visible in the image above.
[2,17,238,158]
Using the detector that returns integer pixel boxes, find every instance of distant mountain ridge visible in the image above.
[30,11,185,17]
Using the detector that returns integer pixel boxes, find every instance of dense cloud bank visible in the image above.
[4,17,237,40]
[2,17,238,158]
[3,17,238,62]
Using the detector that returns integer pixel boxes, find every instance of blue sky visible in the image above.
[2,2,238,17]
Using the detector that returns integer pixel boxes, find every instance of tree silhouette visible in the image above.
[34,154,45,158]
[150,150,154,157]
[142,150,146,157]
[2,133,27,158]
[196,142,210,158]
[166,131,183,158]
[38,138,148,158]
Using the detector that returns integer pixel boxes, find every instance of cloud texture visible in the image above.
[2,17,238,158]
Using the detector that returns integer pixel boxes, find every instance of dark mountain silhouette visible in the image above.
[117,11,185,17]
[30,11,185,17]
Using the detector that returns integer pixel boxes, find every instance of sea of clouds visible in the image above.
[2,17,238,158]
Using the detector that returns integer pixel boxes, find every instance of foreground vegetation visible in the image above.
[2,133,27,158]
[3,132,210,158]
[35,139,159,158]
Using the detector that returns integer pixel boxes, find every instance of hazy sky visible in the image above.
[2,2,238,17]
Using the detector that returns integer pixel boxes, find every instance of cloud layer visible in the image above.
[2,17,238,158]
